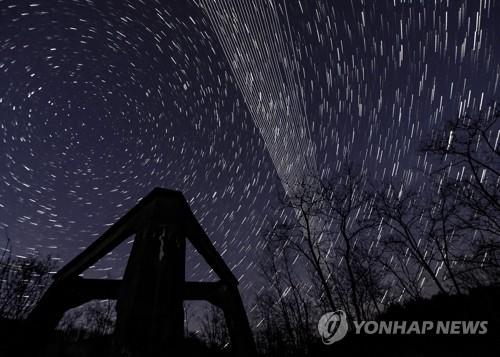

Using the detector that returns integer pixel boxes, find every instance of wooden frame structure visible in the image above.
[27,188,256,356]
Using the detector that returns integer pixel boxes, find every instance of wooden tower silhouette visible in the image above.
[27,188,256,356]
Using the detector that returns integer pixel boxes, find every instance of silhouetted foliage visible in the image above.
[57,299,116,338]
[253,103,500,355]
[199,304,230,351]
[0,231,56,320]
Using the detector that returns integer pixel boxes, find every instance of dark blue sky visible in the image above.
[1,0,499,299]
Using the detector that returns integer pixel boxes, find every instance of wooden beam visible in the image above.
[174,198,239,286]
[54,188,183,281]
[183,281,225,306]
[54,188,238,286]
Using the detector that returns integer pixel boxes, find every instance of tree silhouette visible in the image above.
[0,231,55,320]
[422,101,500,288]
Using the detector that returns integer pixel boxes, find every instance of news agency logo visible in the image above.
[317,310,349,344]
[318,310,488,344]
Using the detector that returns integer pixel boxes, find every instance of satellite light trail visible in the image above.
[200,0,318,193]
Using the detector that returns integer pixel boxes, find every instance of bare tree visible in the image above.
[266,175,338,315]
[317,165,384,320]
[0,231,56,320]
[422,100,500,288]
[85,300,115,336]
[255,237,316,356]
[57,299,116,339]
[264,165,387,322]
[373,184,451,295]
[198,304,230,351]
[251,101,499,356]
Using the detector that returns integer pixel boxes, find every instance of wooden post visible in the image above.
[111,223,158,356]
[151,223,186,355]
[219,284,257,357]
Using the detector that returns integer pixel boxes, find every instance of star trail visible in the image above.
[0,0,499,301]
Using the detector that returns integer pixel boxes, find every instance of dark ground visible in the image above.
[1,285,498,357]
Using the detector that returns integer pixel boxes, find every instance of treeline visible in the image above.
[249,101,500,355]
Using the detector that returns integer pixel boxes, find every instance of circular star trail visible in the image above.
[1,0,499,298]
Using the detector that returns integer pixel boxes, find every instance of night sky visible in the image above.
[1,0,499,302]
